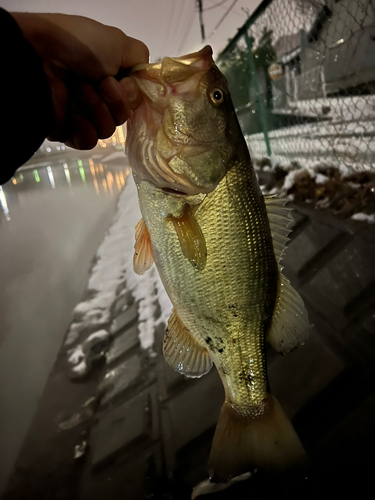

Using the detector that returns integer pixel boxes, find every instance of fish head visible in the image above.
[126,46,238,196]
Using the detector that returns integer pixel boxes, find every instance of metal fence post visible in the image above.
[244,30,272,158]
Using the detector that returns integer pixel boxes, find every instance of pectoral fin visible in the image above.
[171,208,207,270]
[133,218,154,275]
[163,310,212,378]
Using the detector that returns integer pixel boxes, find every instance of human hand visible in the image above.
[11,12,149,149]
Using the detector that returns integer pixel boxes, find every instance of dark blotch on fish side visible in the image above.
[228,303,238,317]
[205,337,215,352]
[238,370,251,383]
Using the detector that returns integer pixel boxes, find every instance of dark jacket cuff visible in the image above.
[0,8,55,184]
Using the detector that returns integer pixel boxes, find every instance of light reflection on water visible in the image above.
[0,186,10,221]
[0,158,130,223]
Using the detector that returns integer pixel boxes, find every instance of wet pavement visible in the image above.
[0,148,129,494]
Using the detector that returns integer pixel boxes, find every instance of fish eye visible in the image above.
[209,88,224,105]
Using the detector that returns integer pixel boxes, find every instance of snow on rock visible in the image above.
[245,115,375,174]
[279,167,314,195]
[115,175,172,350]
[73,292,116,320]
[351,213,375,224]
[86,329,110,342]
[65,308,111,347]
[71,360,88,377]
[66,323,87,346]
[67,329,110,378]
[65,172,171,358]
[191,472,252,499]
[315,173,329,184]
[68,344,84,365]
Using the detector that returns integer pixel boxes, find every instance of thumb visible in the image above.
[119,34,149,70]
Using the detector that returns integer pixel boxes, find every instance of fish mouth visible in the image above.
[131,45,213,85]
[126,45,223,197]
[161,187,188,196]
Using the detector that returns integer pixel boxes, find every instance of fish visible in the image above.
[125,45,309,482]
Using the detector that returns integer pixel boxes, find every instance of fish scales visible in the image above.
[128,45,309,483]
[138,151,277,411]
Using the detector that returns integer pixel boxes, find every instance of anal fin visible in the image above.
[133,218,154,275]
[163,310,212,378]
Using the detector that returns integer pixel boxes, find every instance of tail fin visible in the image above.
[208,395,305,483]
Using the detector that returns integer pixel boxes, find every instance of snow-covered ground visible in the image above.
[246,118,375,174]
[66,174,172,375]
[276,96,375,122]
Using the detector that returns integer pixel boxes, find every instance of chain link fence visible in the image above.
[217,0,375,174]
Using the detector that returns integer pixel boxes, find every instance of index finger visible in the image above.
[120,34,149,70]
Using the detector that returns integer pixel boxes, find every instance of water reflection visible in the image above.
[47,166,56,189]
[64,163,71,186]
[0,186,10,221]
[0,158,130,223]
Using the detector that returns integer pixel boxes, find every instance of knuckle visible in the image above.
[75,132,98,150]
[98,123,116,140]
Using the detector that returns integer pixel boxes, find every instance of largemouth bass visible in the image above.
[126,46,309,482]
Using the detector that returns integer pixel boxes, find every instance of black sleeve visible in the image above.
[0,8,55,185]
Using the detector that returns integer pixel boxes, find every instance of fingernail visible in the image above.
[123,79,138,102]
[101,77,122,102]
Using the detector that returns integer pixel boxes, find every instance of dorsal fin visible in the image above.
[133,218,154,275]
[163,310,212,378]
[170,207,207,271]
[264,195,292,263]
[264,195,309,354]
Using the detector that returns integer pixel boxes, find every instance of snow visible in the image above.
[67,329,110,377]
[116,175,172,349]
[351,212,375,224]
[86,329,110,343]
[73,292,116,318]
[65,173,171,356]
[279,167,316,194]
[246,117,375,174]
[74,441,87,459]
[67,345,84,365]
[282,170,299,192]
[191,472,252,499]
[315,173,329,184]
[284,96,375,122]
[71,360,88,377]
